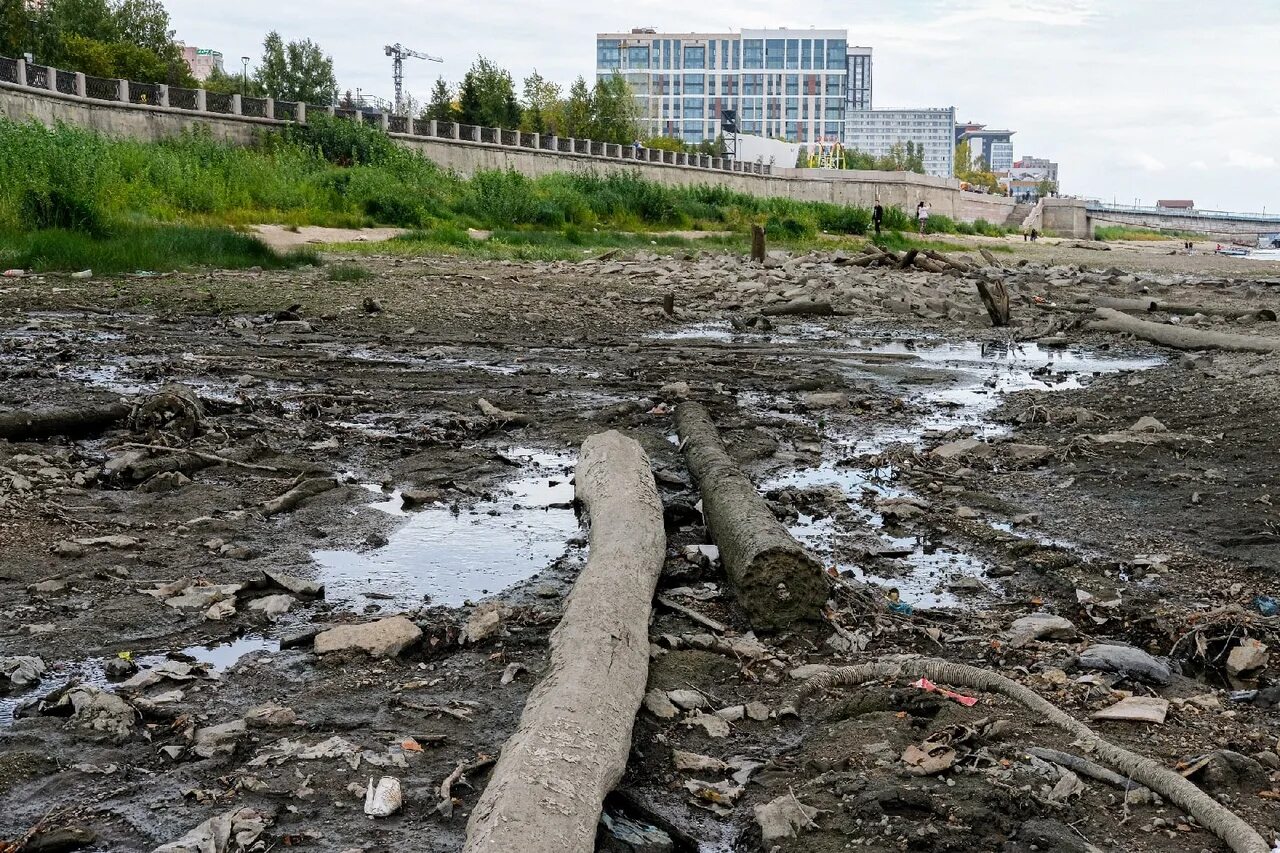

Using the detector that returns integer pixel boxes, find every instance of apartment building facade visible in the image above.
[844,107,957,178]
[595,28,866,145]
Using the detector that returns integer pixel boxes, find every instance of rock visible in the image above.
[460,604,507,645]
[245,702,298,728]
[659,381,693,400]
[714,704,745,722]
[74,535,140,550]
[248,594,296,617]
[400,488,442,508]
[1091,696,1169,724]
[745,701,770,721]
[1180,750,1269,794]
[314,616,422,658]
[685,711,730,738]
[52,540,86,558]
[801,391,848,408]
[789,663,835,680]
[1077,644,1171,684]
[193,719,248,758]
[1016,818,1103,853]
[62,687,137,743]
[754,793,819,843]
[667,689,709,710]
[205,599,237,621]
[363,776,403,817]
[599,811,674,853]
[103,656,138,680]
[1227,638,1269,677]
[1129,416,1168,433]
[1008,613,1076,646]
[1002,443,1052,463]
[262,570,324,598]
[138,471,192,493]
[153,807,271,853]
[672,750,728,773]
[0,656,46,688]
[643,688,679,720]
[28,578,69,595]
[164,583,241,612]
[931,438,989,460]
[946,575,985,593]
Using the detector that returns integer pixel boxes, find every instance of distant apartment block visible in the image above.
[844,107,957,178]
[956,121,1014,169]
[1005,155,1060,201]
[595,28,868,144]
[178,43,224,81]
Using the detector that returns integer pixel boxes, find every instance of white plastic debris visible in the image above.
[364,775,403,817]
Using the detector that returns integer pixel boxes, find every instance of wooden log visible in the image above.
[675,403,827,629]
[1086,297,1276,322]
[464,431,665,853]
[759,299,834,317]
[1087,307,1280,353]
[912,255,948,274]
[260,476,339,517]
[975,280,1011,327]
[131,383,204,440]
[662,292,675,316]
[926,249,972,272]
[0,403,130,441]
[897,248,919,270]
[750,225,766,263]
[979,247,1003,268]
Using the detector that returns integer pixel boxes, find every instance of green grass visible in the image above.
[1093,225,1206,242]
[870,231,1010,254]
[0,225,318,274]
[1,115,1014,270]
[326,263,372,281]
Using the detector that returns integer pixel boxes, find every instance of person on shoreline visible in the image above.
[873,202,884,236]
[916,201,929,235]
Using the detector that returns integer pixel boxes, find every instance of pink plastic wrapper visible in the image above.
[910,677,978,707]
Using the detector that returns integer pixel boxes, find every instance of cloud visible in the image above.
[1188,160,1208,170]
[1123,151,1167,172]
[1225,149,1277,170]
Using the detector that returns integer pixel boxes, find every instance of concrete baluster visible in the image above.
[195,89,206,111]
[15,59,26,87]
[264,97,274,119]
[231,94,241,115]
[157,84,169,107]
[117,79,128,102]
[74,72,85,98]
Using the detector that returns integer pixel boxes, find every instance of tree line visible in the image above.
[423,57,639,146]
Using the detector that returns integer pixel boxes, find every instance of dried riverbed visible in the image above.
[1,242,1279,852]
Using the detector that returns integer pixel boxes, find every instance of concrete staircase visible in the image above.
[1004,202,1034,228]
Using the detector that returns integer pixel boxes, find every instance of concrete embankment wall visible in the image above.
[1,83,1016,224]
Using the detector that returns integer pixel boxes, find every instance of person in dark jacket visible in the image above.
[873,203,884,235]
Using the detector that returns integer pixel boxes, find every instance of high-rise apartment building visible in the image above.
[177,43,225,81]
[595,28,862,145]
[844,107,957,178]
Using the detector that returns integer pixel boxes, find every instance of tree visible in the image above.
[590,71,637,144]
[1036,179,1058,198]
[256,31,338,105]
[423,77,456,122]
[519,69,560,134]
[202,65,264,96]
[456,56,520,128]
[111,0,175,57]
[1,0,37,57]
[561,76,592,138]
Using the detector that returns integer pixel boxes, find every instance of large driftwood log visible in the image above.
[1088,307,1280,353]
[675,403,827,629]
[1086,297,1276,322]
[760,299,834,317]
[750,225,766,263]
[0,403,131,441]
[464,430,665,853]
[259,476,339,517]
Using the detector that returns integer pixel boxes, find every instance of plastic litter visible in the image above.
[2,269,25,277]
[910,677,978,707]
[1254,595,1279,617]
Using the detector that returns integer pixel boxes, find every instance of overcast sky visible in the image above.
[165,0,1279,212]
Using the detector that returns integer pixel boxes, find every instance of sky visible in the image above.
[164,0,1280,212]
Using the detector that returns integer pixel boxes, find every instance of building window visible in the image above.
[742,39,763,69]
[708,41,715,69]
[801,40,812,70]
[813,39,824,70]
[627,46,650,68]
[597,39,620,67]
[826,39,846,67]
[785,74,799,96]
[765,39,784,69]
[683,98,705,117]
[786,39,799,69]
[662,40,671,69]
[742,74,764,96]
[683,74,705,94]
[825,76,844,96]
[683,45,705,69]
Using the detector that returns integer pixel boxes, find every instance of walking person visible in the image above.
[873,202,884,236]
[916,201,929,235]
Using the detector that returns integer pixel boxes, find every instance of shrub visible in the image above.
[813,203,871,235]
[765,213,815,240]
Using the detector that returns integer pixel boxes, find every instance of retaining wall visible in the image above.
[1,81,1017,224]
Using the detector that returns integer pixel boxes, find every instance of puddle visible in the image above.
[645,320,842,344]
[311,448,580,611]
[1,635,278,727]
[755,335,1162,608]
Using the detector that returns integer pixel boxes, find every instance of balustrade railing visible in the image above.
[0,52,772,175]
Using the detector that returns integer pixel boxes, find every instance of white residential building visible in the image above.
[844,107,957,178]
[595,28,863,145]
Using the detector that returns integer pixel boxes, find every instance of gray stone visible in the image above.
[667,689,709,710]
[1077,644,1171,684]
[192,719,247,758]
[248,594,296,617]
[931,438,989,459]
[1008,613,1076,646]
[0,656,45,688]
[643,688,678,719]
[314,616,422,658]
[1227,639,1269,677]
[63,687,137,743]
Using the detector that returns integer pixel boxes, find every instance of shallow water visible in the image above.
[311,448,580,611]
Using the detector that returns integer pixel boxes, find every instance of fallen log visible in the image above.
[260,476,339,517]
[897,248,919,270]
[793,659,1268,853]
[1025,747,1148,793]
[759,299,834,317]
[926,249,972,272]
[912,255,948,274]
[979,247,1003,268]
[1085,297,1276,322]
[750,225,766,263]
[131,383,204,440]
[464,431,665,853]
[0,403,131,441]
[475,397,533,427]
[975,280,1011,327]
[1087,307,1280,353]
[675,403,827,629]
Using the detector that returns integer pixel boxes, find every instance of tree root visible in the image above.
[790,657,1269,853]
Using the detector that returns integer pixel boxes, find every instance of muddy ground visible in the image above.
[1,239,1279,853]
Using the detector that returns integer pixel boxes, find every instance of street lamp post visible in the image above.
[241,56,250,96]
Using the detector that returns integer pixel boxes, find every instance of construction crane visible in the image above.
[384,43,442,115]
